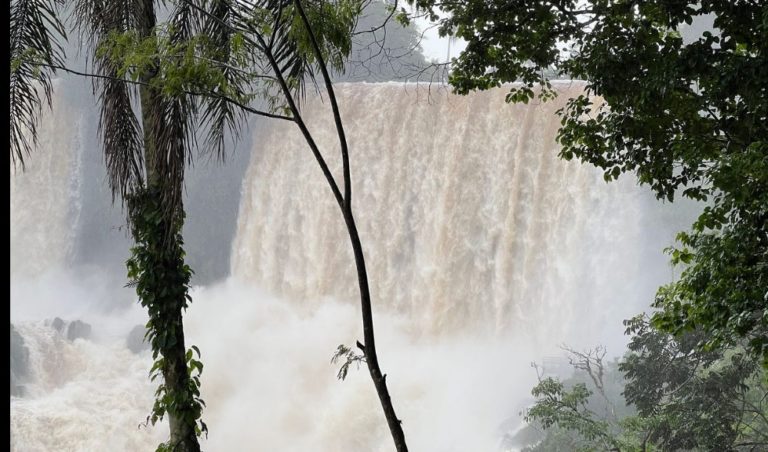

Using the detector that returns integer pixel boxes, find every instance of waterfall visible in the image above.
[10,82,692,451]
[232,82,666,342]
[11,81,83,278]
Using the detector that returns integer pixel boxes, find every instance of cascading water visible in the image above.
[10,82,693,451]
[233,82,665,343]
[10,81,83,279]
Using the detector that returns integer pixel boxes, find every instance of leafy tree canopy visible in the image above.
[516,318,767,451]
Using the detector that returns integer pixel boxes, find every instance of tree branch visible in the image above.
[253,31,345,209]
[294,0,352,209]
[41,63,294,121]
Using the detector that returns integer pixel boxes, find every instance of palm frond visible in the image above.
[174,0,358,131]
[72,0,145,201]
[149,1,200,219]
[231,0,317,104]
[99,76,144,202]
[196,0,250,161]
[10,0,66,169]
[232,0,359,105]
[71,0,141,48]
[147,3,197,220]
[149,94,196,223]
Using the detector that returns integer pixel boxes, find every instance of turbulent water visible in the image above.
[10,82,692,451]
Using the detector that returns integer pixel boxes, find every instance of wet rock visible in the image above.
[11,324,30,397]
[47,318,92,341]
[50,317,65,333]
[126,324,149,354]
[66,320,92,341]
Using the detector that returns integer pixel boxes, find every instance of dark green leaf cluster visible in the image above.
[653,194,768,367]
[127,187,207,449]
[517,319,767,451]
[331,343,366,380]
[520,353,638,452]
[526,378,620,451]
[621,315,768,451]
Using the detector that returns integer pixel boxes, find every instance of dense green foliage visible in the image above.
[127,187,207,449]
[409,0,768,365]
[516,318,767,451]
[621,316,767,451]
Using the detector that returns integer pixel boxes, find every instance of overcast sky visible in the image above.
[412,13,467,63]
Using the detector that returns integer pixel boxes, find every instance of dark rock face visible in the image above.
[50,317,66,333]
[48,317,92,341]
[11,324,30,397]
[66,320,92,341]
[126,325,149,354]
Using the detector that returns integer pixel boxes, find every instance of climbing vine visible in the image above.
[127,186,207,451]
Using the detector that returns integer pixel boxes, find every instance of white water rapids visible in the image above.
[10,82,692,451]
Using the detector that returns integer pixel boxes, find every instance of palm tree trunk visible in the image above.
[136,2,200,451]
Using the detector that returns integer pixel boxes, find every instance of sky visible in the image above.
[411,10,467,63]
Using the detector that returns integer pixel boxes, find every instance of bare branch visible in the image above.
[41,63,294,121]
